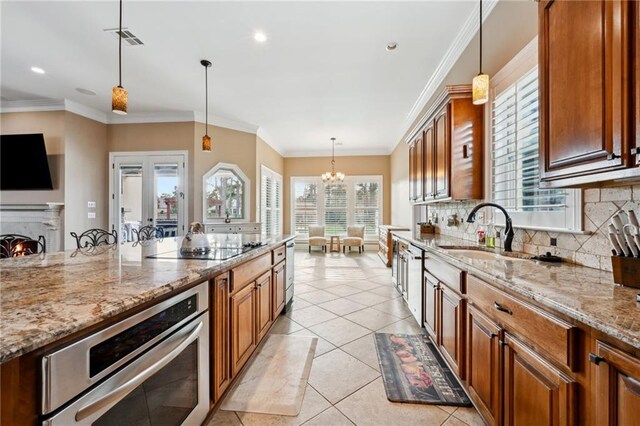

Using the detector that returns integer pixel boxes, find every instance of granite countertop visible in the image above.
[392,231,640,351]
[0,234,295,363]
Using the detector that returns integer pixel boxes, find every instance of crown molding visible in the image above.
[398,0,498,145]
[0,98,66,113]
[256,127,286,157]
[110,110,195,124]
[194,111,258,134]
[64,99,108,123]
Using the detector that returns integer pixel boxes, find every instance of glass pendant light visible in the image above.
[201,59,212,152]
[112,0,128,114]
[472,0,489,105]
[322,138,345,183]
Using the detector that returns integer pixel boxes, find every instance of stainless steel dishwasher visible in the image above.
[285,240,295,309]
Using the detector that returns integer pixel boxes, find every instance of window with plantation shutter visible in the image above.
[291,175,383,239]
[489,39,581,231]
[260,166,282,236]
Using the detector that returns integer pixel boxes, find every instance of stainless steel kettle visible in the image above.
[181,222,210,253]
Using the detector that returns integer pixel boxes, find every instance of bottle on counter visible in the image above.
[477,228,486,244]
[486,224,496,249]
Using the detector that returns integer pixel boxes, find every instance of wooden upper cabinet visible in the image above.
[415,134,424,203]
[503,333,577,426]
[408,84,484,203]
[409,141,417,202]
[539,0,633,183]
[434,105,450,200]
[593,340,640,425]
[423,122,435,199]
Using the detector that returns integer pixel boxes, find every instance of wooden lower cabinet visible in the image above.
[467,306,501,426]
[439,284,464,378]
[212,273,230,403]
[423,273,439,341]
[272,261,286,318]
[593,340,640,425]
[503,333,576,426]
[231,282,257,376]
[255,271,273,342]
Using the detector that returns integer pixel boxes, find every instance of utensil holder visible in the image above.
[611,256,640,288]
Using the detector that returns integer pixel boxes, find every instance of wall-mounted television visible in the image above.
[0,133,54,190]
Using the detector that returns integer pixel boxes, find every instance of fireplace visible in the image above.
[0,203,64,252]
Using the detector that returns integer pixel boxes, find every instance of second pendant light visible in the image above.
[201,59,213,152]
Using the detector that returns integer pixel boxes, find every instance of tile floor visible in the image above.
[209,252,485,426]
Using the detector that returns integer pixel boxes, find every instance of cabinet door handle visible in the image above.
[607,152,621,161]
[462,144,469,159]
[589,352,605,365]
[493,301,512,315]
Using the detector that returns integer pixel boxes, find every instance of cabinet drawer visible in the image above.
[468,275,578,371]
[231,253,271,293]
[272,245,286,265]
[425,256,465,294]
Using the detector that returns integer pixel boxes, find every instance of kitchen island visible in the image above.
[0,233,295,425]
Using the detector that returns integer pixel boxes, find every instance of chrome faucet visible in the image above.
[466,202,514,252]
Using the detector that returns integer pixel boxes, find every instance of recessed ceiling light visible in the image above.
[76,88,97,96]
[30,66,45,74]
[386,42,398,52]
[254,32,267,43]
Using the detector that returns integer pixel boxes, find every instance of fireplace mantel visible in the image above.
[0,203,65,252]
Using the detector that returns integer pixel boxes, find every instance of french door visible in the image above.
[109,151,188,242]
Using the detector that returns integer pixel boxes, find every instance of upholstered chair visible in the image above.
[308,226,327,253]
[343,225,365,253]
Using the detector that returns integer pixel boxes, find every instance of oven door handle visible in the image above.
[75,319,204,423]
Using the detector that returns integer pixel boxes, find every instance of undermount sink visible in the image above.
[437,246,530,262]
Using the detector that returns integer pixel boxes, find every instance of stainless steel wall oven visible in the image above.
[41,282,209,425]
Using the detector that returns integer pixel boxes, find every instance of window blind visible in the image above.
[260,167,282,236]
[354,182,380,237]
[293,181,318,235]
[491,68,567,214]
[325,183,348,235]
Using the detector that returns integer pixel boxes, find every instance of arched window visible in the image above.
[202,163,250,222]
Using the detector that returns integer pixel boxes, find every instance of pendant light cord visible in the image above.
[118,0,123,87]
[205,65,208,134]
[479,0,482,74]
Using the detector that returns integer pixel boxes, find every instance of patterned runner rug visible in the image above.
[374,333,471,406]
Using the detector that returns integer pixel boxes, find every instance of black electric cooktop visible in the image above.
[147,241,264,261]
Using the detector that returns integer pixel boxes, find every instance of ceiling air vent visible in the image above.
[104,28,144,46]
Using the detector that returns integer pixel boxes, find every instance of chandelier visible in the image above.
[321,137,345,183]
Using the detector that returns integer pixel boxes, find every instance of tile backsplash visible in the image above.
[426,185,640,271]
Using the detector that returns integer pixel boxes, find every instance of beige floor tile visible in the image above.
[303,407,355,426]
[371,298,412,319]
[442,415,469,426]
[376,318,425,334]
[308,349,380,404]
[346,291,390,307]
[288,305,338,328]
[297,289,341,305]
[344,308,400,331]
[369,285,402,299]
[270,316,305,335]
[339,333,380,372]
[453,406,485,426]
[289,297,313,311]
[206,410,242,426]
[289,328,337,357]
[317,298,367,316]
[324,284,365,298]
[236,385,331,426]
[347,280,384,291]
[309,317,371,346]
[336,378,450,426]
[296,284,318,295]
[306,280,341,290]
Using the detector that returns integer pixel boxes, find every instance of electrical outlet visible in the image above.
[88,212,96,219]
[87,201,96,208]
[550,237,557,247]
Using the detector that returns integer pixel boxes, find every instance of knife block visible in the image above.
[611,256,640,288]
